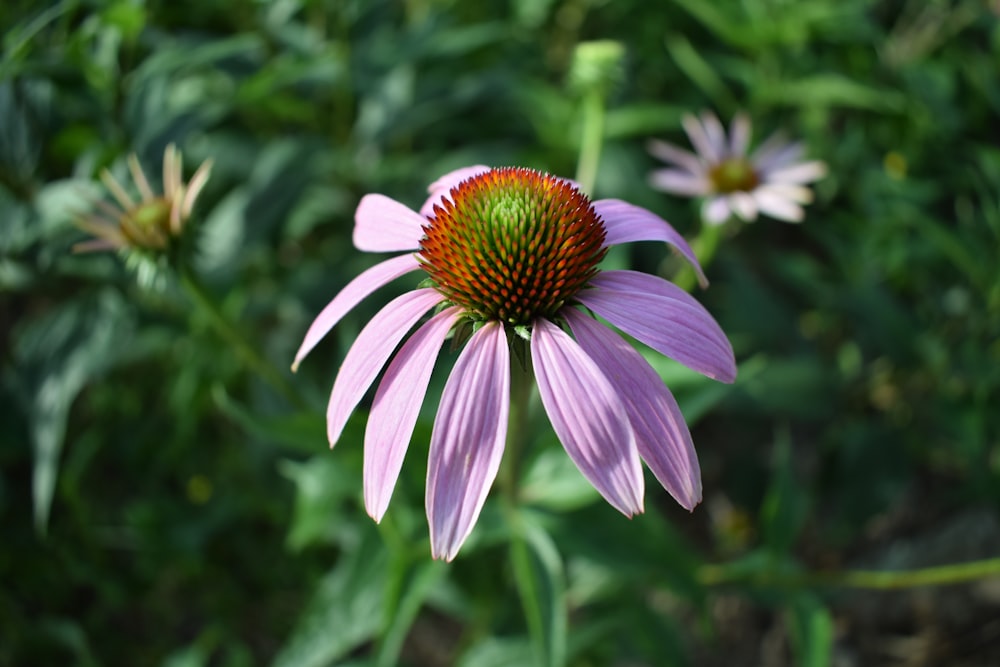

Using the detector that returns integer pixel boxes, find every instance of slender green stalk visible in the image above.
[179,266,307,408]
[575,91,605,196]
[697,556,1000,591]
[675,221,724,292]
[500,349,535,500]
[500,350,550,664]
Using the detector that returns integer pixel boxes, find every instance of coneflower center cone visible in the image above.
[419,168,607,326]
[709,158,759,194]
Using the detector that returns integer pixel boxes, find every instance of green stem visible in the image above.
[179,266,307,409]
[500,349,548,662]
[500,348,535,501]
[697,556,1000,591]
[675,221,724,292]
[575,91,605,196]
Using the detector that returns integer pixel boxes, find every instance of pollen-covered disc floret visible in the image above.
[418,168,607,325]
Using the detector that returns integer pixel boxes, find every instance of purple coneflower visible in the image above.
[293,166,736,560]
[76,144,213,253]
[648,111,826,225]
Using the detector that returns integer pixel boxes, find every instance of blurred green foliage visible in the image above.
[2,0,999,665]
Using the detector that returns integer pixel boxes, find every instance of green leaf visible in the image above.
[507,508,567,667]
[278,454,358,551]
[271,527,387,667]
[759,428,809,556]
[10,289,134,533]
[758,74,907,111]
[214,386,326,454]
[375,560,447,667]
[520,446,599,512]
[664,33,735,108]
[456,638,535,667]
[786,594,833,667]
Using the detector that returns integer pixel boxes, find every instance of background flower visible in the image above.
[648,111,827,224]
[75,144,212,253]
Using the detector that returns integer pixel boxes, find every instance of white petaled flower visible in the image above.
[648,111,827,225]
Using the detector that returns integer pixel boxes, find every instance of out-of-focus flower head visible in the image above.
[648,111,826,225]
[75,143,212,254]
[293,165,737,560]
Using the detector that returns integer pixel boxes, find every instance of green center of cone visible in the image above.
[419,168,607,326]
[709,158,759,194]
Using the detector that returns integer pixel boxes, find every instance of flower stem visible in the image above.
[575,91,605,196]
[697,556,1000,591]
[501,349,535,500]
[178,266,307,409]
[675,221,724,292]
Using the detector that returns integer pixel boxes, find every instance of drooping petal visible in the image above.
[354,194,427,252]
[593,199,708,288]
[729,112,752,158]
[648,168,711,196]
[426,322,510,561]
[767,160,828,185]
[578,270,736,383]
[327,288,444,446]
[292,253,422,371]
[419,165,492,217]
[365,306,462,522]
[531,318,644,516]
[647,139,705,174]
[565,310,701,510]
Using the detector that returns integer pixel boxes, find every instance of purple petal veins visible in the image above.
[365,306,462,522]
[531,318,644,516]
[578,270,736,383]
[426,322,510,561]
[326,288,444,446]
[565,309,701,509]
[292,254,422,371]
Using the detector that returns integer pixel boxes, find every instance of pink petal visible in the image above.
[354,194,427,252]
[578,270,736,383]
[593,199,708,288]
[531,318,644,516]
[648,169,711,197]
[565,310,701,509]
[326,288,444,445]
[766,160,827,185]
[292,254,422,371]
[647,139,705,174]
[419,165,492,217]
[729,112,752,157]
[426,322,510,561]
[364,306,462,522]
